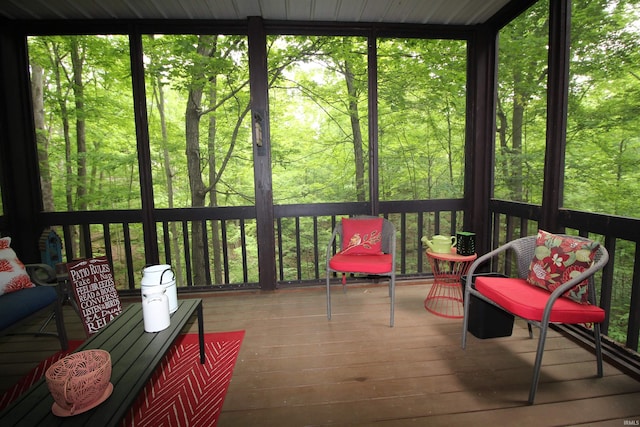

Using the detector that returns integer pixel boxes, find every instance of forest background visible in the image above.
[12,0,640,345]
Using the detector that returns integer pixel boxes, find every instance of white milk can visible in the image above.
[141,264,177,313]
[142,289,170,333]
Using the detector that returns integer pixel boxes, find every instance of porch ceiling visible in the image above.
[0,0,515,25]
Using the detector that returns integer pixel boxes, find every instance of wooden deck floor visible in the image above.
[1,281,640,426]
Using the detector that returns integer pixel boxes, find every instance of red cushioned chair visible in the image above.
[461,233,609,404]
[326,216,396,327]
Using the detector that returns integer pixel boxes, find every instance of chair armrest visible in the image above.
[464,240,518,290]
[326,226,340,265]
[25,263,58,286]
[389,226,396,266]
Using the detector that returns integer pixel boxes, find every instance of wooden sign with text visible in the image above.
[67,257,122,335]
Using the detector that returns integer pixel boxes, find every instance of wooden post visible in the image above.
[368,34,379,216]
[541,0,571,232]
[0,30,43,261]
[248,17,277,290]
[464,26,498,255]
[129,31,159,264]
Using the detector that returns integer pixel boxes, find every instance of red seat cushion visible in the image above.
[475,276,605,324]
[329,253,393,274]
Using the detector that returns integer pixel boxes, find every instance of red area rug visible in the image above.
[0,331,245,426]
[0,341,82,410]
[123,331,244,426]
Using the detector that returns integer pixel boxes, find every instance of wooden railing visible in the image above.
[37,199,640,354]
[32,197,640,361]
[39,199,465,290]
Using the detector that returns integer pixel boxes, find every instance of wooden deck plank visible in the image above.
[1,282,639,426]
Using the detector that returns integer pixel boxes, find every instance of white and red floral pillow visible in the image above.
[526,230,599,304]
[0,237,35,295]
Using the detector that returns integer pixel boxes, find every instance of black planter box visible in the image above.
[462,273,515,339]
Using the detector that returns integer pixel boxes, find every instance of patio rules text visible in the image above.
[67,256,122,335]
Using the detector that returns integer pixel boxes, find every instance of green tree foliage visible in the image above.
[144,34,254,284]
[28,35,138,262]
[565,0,640,218]
[495,0,640,348]
[28,35,138,215]
[378,38,467,201]
[144,34,254,210]
[495,0,640,212]
[269,35,370,204]
[494,0,549,203]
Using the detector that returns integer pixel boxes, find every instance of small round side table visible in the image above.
[424,249,477,318]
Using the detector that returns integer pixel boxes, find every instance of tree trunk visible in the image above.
[154,75,184,285]
[510,71,525,201]
[49,41,79,256]
[496,101,509,189]
[207,76,224,285]
[445,96,454,185]
[70,37,89,256]
[343,58,366,202]
[185,35,215,285]
[614,139,626,215]
[31,63,55,212]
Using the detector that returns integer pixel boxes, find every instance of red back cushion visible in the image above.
[525,230,599,304]
[340,217,384,255]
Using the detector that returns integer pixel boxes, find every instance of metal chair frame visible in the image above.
[461,234,609,404]
[326,216,396,327]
